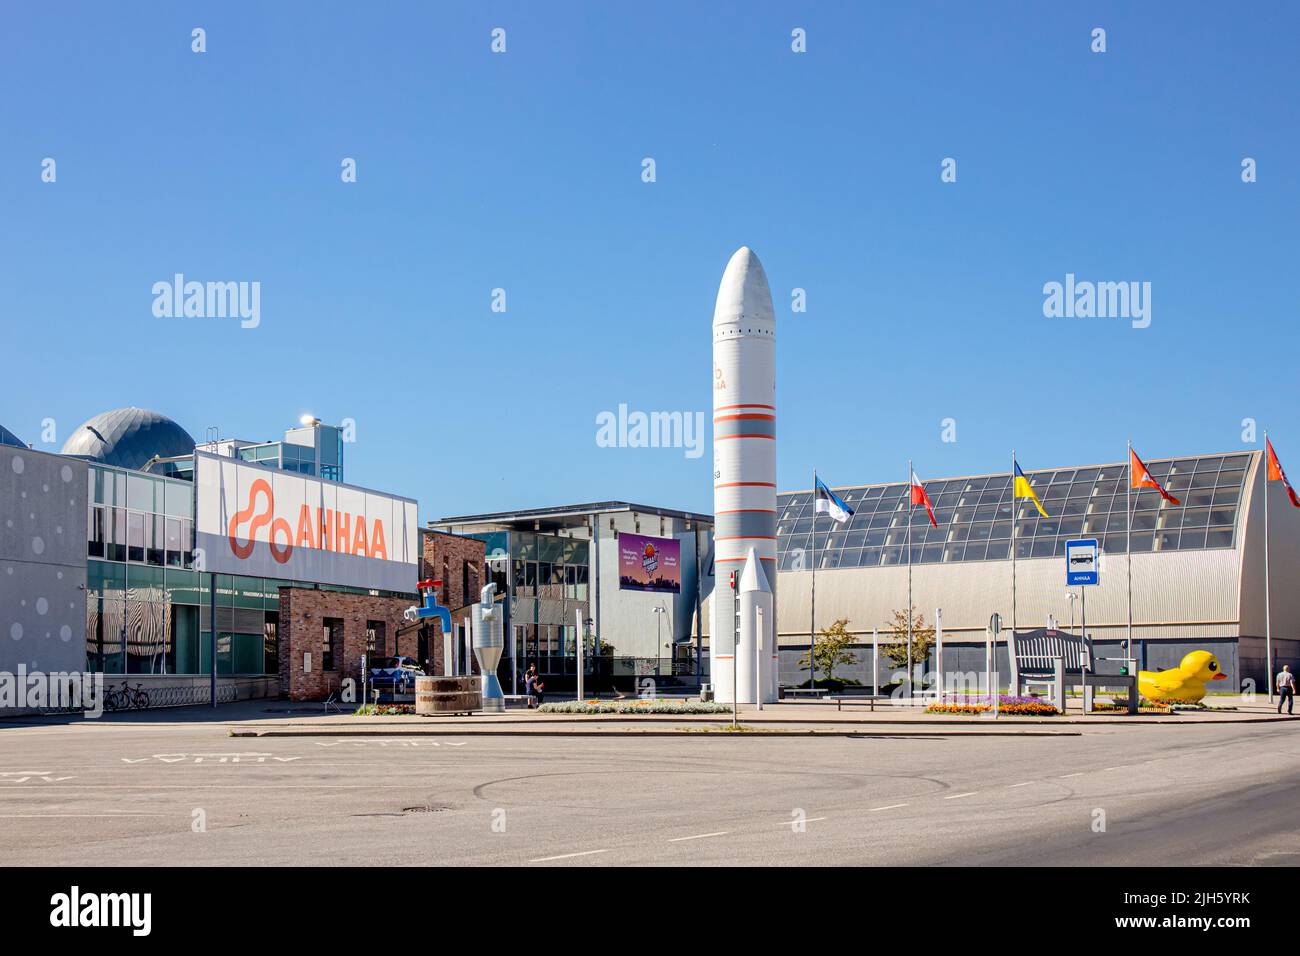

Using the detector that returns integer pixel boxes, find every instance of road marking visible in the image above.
[1008,782,1035,788]
[1102,766,1124,771]
[668,831,730,843]
[868,803,908,812]
[0,812,171,818]
[529,849,610,863]
[1059,772,1084,779]
[776,816,826,825]
[944,791,978,800]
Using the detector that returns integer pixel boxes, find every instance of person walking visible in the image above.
[1277,664,1295,715]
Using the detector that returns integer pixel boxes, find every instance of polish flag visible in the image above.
[1129,448,1180,505]
[910,470,938,527]
[1266,438,1300,508]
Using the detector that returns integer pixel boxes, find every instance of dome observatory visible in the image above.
[0,423,23,448]
[60,407,196,470]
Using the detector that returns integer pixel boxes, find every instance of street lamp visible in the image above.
[652,606,667,661]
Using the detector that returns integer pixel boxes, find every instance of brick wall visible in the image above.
[278,588,415,701]
[422,529,488,612]
[276,531,487,701]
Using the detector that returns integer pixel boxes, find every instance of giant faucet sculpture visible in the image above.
[404,578,452,669]
[474,583,506,712]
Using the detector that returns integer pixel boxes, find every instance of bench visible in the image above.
[1008,629,1138,715]
[781,687,831,699]
[831,695,889,712]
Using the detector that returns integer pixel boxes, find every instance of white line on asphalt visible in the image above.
[775,816,827,825]
[0,813,172,818]
[529,849,610,863]
[668,831,730,842]
[1008,782,1034,788]
[1059,772,1084,778]
[868,803,908,812]
[1102,766,1124,771]
[944,792,978,799]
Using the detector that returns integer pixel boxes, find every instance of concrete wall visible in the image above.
[0,446,87,713]
[772,546,1242,647]
[593,512,704,658]
[1237,451,1300,681]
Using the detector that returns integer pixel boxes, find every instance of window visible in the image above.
[322,618,342,671]
[147,514,165,566]
[88,505,106,558]
[366,620,386,657]
[127,511,146,563]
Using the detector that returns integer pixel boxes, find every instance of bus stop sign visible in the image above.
[1065,538,1100,586]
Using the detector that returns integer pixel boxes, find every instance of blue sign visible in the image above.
[1065,538,1099,586]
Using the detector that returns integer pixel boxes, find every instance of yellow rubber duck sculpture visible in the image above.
[1138,650,1227,703]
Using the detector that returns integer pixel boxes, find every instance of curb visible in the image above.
[225,713,1283,730]
[230,727,1084,738]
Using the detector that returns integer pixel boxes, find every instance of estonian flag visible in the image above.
[814,476,853,524]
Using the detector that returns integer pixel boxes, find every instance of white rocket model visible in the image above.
[710,247,778,704]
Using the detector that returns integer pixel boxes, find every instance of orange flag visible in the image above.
[1130,448,1180,505]
[1267,438,1300,508]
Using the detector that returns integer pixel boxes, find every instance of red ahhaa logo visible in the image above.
[227,478,390,565]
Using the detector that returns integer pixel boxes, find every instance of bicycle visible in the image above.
[105,681,150,711]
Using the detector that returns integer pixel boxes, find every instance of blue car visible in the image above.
[368,656,423,699]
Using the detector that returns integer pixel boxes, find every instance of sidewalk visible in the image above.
[227,694,1297,737]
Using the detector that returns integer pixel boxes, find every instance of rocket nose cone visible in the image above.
[714,246,775,330]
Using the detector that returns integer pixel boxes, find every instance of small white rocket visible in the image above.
[710,247,778,704]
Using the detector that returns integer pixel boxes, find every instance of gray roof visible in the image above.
[0,423,22,448]
[431,500,714,531]
[60,407,196,470]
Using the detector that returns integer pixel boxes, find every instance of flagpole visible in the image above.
[1011,450,1017,661]
[1265,436,1273,701]
[810,469,817,690]
[907,458,913,702]
[1127,440,1133,659]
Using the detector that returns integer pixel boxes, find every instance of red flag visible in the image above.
[909,470,938,527]
[1129,448,1180,505]
[1267,438,1300,508]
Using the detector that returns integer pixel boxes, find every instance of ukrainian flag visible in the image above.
[1014,461,1049,518]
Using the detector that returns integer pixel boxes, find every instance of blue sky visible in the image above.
[2,1,1296,519]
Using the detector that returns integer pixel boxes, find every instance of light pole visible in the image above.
[1066,591,1078,634]
[652,606,667,656]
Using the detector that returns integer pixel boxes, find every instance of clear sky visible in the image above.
[2,1,1296,520]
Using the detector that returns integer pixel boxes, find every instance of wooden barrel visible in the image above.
[415,675,481,715]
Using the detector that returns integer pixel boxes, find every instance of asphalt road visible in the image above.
[2,714,1298,866]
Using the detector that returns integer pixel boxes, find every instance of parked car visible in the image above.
[369,656,424,698]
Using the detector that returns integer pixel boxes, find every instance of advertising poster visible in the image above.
[617,532,681,593]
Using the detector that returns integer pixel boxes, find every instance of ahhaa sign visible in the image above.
[194,451,418,593]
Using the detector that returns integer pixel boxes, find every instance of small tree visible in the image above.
[880,606,935,673]
[799,618,857,686]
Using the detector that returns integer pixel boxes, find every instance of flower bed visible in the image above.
[354,704,415,716]
[925,694,1060,716]
[537,699,732,715]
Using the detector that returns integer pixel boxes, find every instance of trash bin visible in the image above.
[700,683,714,702]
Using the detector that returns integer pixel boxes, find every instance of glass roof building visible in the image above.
[777,453,1249,572]
[759,450,1300,690]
